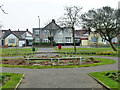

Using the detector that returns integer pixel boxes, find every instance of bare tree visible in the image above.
[81,6,120,51]
[58,6,82,52]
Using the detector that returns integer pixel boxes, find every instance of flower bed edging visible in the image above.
[15,73,24,90]
[88,73,110,89]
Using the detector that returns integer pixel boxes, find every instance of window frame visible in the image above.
[8,39,15,44]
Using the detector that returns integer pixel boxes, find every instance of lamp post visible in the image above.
[38,16,40,46]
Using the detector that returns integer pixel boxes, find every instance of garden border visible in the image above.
[1,73,24,89]
[88,73,110,89]
[15,73,24,90]
[1,57,116,69]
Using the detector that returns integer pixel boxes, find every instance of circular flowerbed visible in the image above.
[1,56,101,66]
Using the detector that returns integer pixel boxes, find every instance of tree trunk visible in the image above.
[109,40,117,51]
[51,40,53,46]
[72,27,76,53]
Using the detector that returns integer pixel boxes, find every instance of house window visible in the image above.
[35,30,40,35]
[91,37,98,42]
[43,30,49,35]
[8,39,15,44]
[65,37,71,43]
[42,38,49,42]
[35,38,40,42]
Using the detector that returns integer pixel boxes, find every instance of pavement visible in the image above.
[1,47,119,89]
[34,47,60,57]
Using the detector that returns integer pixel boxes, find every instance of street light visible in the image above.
[38,16,40,46]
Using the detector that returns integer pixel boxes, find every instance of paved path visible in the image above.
[34,47,60,57]
[1,47,59,59]
[2,56,118,88]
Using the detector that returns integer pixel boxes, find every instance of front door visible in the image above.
[2,40,4,46]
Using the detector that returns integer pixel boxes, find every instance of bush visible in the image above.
[96,51,117,56]
[0,74,6,83]
[33,42,51,46]
[8,45,13,47]
[33,42,56,46]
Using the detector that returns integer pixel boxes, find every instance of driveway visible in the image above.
[2,55,118,88]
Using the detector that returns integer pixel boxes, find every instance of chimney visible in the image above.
[26,29,28,31]
[52,19,55,23]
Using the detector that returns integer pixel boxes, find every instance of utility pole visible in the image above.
[38,16,40,46]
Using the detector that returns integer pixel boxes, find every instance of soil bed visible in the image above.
[1,56,101,66]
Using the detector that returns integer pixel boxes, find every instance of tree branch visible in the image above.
[0,5,8,14]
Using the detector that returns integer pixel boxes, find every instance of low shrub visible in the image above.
[33,42,56,46]
[96,51,118,56]
[0,74,6,84]
[33,42,51,45]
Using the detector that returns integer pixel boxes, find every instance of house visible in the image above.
[33,19,89,46]
[33,19,73,45]
[0,29,18,47]
[0,29,33,47]
[88,31,118,46]
[75,30,89,46]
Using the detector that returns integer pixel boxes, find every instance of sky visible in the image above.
[0,0,120,32]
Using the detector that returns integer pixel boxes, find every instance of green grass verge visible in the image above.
[0,48,38,57]
[55,47,118,57]
[55,47,115,51]
[1,57,116,69]
[89,70,119,89]
[1,73,23,89]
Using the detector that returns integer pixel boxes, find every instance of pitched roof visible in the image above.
[75,30,89,36]
[2,29,33,40]
[13,31,26,37]
[43,19,62,30]
[2,29,19,39]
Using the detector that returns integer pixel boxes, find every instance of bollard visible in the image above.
[58,58,59,65]
[51,58,53,66]
[80,57,82,65]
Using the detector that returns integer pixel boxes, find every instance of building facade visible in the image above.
[88,32,118,46]
[33,19,89,46]
[0,29,33,47]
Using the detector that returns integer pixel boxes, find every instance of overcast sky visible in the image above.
[0,0,119,32]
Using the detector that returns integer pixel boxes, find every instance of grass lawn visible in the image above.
[0,73,23,89]
[1,57,116,69]
[55,47,118,56]
[0,48,38,57]
[89,70,119,89]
